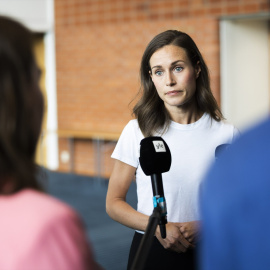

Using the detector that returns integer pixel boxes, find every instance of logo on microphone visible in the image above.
[152,141,166,152]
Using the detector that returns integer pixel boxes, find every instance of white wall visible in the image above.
[220,17,270,132]
[0,0,53,32]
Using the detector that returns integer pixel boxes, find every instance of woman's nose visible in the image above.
[165,72,176,86]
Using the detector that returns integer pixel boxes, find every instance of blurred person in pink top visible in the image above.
[0,16,102,270]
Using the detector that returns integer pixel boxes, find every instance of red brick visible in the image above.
[243,3,260,13]
[53,0,269,177]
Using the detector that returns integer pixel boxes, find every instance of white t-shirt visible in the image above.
[112,113,238,224]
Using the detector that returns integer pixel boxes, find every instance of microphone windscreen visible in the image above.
[139,137,171,176]
[215,144,230,159]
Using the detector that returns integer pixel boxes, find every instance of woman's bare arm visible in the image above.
[106,160,149,232]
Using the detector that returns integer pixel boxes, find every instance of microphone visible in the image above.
[215,144,230,160]
[139,136,171,239]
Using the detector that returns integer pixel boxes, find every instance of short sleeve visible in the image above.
[233,126,241,141]
[111,120,144,168]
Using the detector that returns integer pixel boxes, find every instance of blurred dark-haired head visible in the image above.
[0,16,44,193]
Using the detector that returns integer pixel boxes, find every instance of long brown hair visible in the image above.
[0,16,44,193]
[133,30,223,137]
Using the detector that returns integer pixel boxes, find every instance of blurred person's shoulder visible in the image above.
[203,117,270,191]
[19,188,79,220]
[0,188,80,225]
[237,117,270,144]
[222,116,270,157]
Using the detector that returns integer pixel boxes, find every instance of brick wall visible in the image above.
[54,0,270,177]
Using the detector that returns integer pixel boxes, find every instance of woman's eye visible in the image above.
[155,70,163,76]
[174,66,183,72]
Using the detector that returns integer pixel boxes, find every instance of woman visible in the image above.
[106,30,238,269]
[0,16,102,270]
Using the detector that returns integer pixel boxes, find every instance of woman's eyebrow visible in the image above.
[151,60,185,70]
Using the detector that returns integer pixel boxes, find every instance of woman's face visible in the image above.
[149,45,200,113]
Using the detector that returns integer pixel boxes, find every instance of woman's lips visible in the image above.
[166,90,182,95]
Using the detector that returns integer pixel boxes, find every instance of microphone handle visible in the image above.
[151,174,164,197]
[160,219,166,238]
[151,174,167,239]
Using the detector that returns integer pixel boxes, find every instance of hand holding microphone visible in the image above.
[137,136,194,258]
[139,136,171,239]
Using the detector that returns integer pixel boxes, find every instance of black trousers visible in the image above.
[127,232,196,270]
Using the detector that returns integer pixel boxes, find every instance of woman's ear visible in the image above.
[195,61,201,79]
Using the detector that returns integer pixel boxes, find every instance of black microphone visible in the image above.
[139,136,171,239]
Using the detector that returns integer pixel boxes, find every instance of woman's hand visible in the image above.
[155,222,194,253]
[179,221,200,245]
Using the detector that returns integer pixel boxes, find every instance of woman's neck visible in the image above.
[166,102,204,125]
